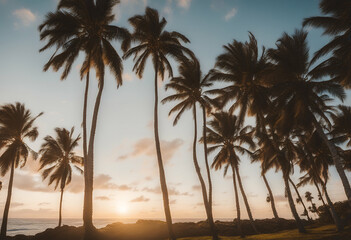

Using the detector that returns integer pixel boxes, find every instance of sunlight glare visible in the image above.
[116,203,129,215]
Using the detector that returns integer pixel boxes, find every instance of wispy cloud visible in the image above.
[177,0,192,9]
[142,186,191,196]
[96,196,110,201]
[10,171,131,194]
[224,7,237,21]
[114,0,147,22]
[118,138,183,163]
[13,8,36,27]
[274,195,287,203]
[38,202,50,206]
[192,185,201,191]
[11,202,24,208]
[122,73,134,82]
[131,195,149,202]
[163,0,173,16]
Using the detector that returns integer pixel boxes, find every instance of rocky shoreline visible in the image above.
[7,218,308,240]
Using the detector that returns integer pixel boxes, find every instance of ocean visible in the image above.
[5,218,233,236]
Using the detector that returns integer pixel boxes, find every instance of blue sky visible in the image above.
[0,0,350,222]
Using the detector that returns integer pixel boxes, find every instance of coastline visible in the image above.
[6,218,304,240]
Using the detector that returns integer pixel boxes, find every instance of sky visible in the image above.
[0,0,351,223]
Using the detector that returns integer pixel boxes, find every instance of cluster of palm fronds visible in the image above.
[0,0,350,240]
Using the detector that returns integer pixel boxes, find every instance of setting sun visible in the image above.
[116,203,129,215]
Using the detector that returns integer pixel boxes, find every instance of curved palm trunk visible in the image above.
[284,174,306,233]
[262,173,279,219]
[322,183,343,231]
[0,160,15,240]
[257,112,280,220]
[153,63,175,240]
[234,164,259,234]
[313,117,351,207]
[288,177,311,221]
[259,112,305,231]
[58,188,64,227]
[192,105,218,240]
[230,161,243,237]
[313,180,327,207]
[202,105,213,213]
[83,75,104,239]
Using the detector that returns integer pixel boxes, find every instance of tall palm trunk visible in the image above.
[313,117,351,207]
[84,75,105,239]
[262,173,279,219]
[234,164,259,233]
[288,177,311,221]
[230,161,243,237]
[82,70,90,160]
[82,69,91,233]
[192,105,218,240]
[153,62,175,240]
[0,159,16,240]
[284,173,306,233]
[202,105,213,212]
[58,188,64,227]
[322,182,343,231]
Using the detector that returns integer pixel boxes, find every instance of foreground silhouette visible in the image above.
[39,1,129,239]
[5,218,321,240]
[123,7,193,240]
[0,103,42,240]
[39,127,84,227]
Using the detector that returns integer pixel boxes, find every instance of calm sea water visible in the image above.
[5,218,233,236]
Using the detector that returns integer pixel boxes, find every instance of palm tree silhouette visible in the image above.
[39,0,129,236]
[206,111,256,236]
[39,127,83,227]
[123,7,193,240]
[209,33,278,222]
[289,177,311,221]
[0,103,42,239]
[253,126,306,232]
[268,29,348,210]
[296,130,343,230]
[162,58,218,240]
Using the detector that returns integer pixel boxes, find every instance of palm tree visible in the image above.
[208,33,273,232]
[289,177,311,221]
[254,128,306,232]
[296,129,343,230]
[305,191,318,215]
[123,7,193,240]
[39,127,83,227]
[252,139,280,220]
[0,103,42,239]
[303,0,351,88]
[162,58,218,239]
[206,111,257,236]
[39,0,130,236]
[267,29,350,208]
[262,173,279,220]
